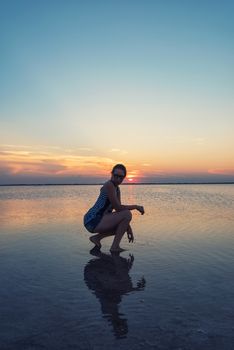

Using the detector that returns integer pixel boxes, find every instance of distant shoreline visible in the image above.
[0,182,234,187]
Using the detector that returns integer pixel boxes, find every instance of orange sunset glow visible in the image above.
[0,0,233,185]
[0,143,233,184]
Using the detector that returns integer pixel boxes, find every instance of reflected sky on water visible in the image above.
[0,184,234,349]
[84,249,145,339]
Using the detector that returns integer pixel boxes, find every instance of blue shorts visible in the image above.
[84,215,103,233]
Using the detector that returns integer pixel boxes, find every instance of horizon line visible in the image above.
[0,182,234,187]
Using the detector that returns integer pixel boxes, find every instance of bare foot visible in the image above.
[110,247,126,253]
[89,236,101,248]
[90,246,101,256]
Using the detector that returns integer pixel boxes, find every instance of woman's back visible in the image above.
[84,181,119,225]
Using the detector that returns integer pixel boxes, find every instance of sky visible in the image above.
[0,0,234,184]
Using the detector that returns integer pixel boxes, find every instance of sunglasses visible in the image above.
[113,173,125,180]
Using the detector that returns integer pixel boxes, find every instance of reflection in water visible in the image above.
[84,248,146,338]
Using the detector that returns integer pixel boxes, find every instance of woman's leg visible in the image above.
[92,210,132,251]
[110,211,132,251]
[89,231,115,248]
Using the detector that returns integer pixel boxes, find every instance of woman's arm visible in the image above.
[106,182,144,214]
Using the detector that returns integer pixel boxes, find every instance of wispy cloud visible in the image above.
[77,147,92,152]
[109,148,128,154]
[208,168,234,175]
[192,138,205,146]
[165,137,206,146]
[0,144,117,177]
[109,148,120,152]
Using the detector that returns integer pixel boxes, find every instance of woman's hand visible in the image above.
[136,205,145,215]
[127,226,134,243]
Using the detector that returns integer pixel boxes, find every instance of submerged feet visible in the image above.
[90,246,102,256]
[89,235,127,253]
[89,235,101,248]
[110,247,126,253]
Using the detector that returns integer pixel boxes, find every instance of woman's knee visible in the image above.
[122,209,132,222]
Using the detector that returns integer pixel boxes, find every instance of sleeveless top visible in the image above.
[83,181,120,225]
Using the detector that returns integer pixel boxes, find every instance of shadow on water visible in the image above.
[84,248,146,339]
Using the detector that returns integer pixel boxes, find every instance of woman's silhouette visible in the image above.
[83,164,145,252]
[84,249,146,338]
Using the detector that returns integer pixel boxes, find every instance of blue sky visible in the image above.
[0,0,233,184]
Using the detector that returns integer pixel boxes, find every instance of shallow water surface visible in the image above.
[0,184,234,349]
